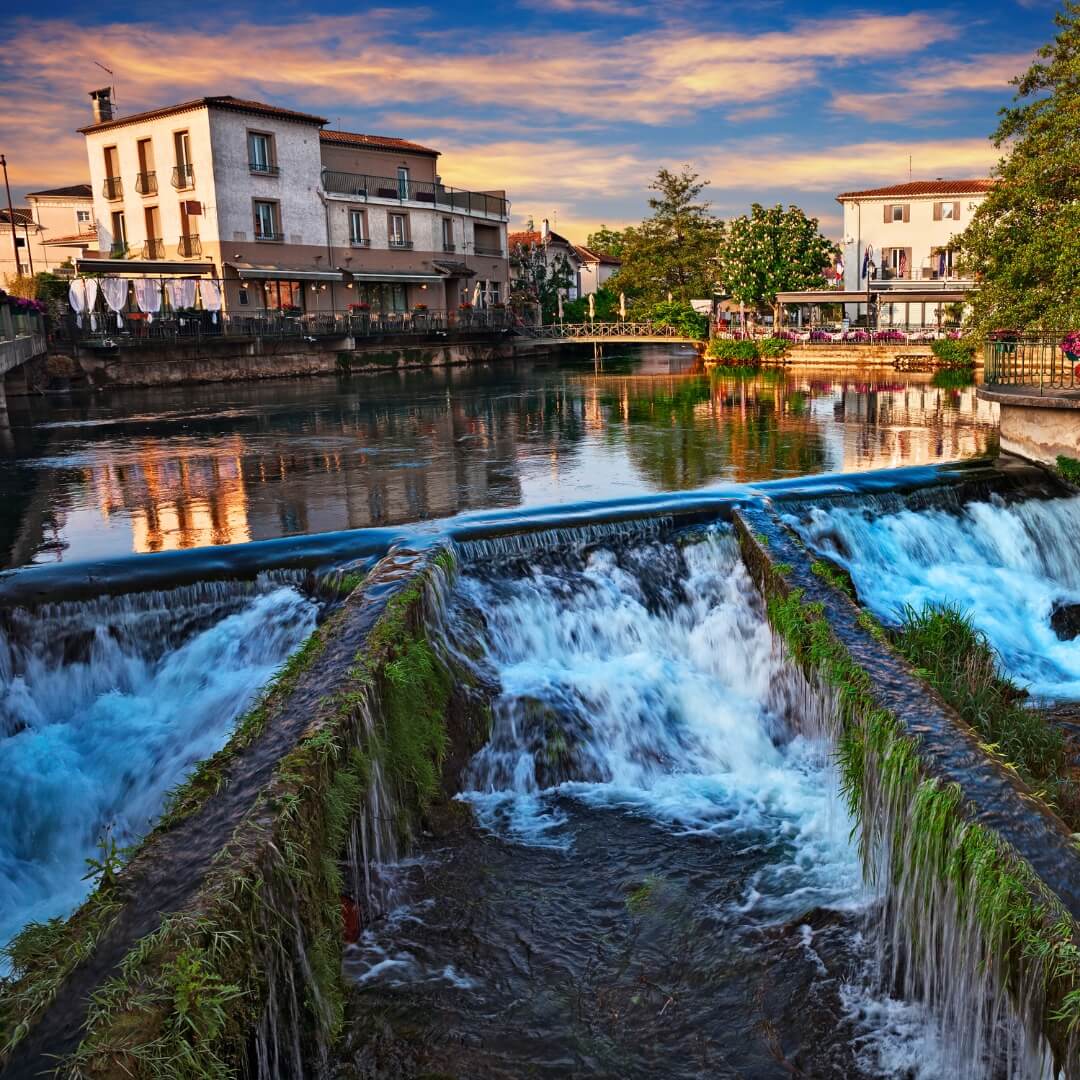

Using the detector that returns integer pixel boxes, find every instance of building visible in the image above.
[78,89,510,315]
[837,178,993,326]
[1,185,96,284]
[573,244,621,296]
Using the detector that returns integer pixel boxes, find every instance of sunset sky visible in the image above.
[0,0,1054,241]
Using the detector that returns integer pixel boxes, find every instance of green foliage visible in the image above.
[1057,455,1080,486]
[717,204,837,320]
[510,237,576,322]
[562,286,619,323]
[931,368,977,389]
[625,875,664,914]
[164,947,244,1045]
[585,225,630,259]
[645,299,708,338]
[82,830,124,891]
[706,338,760,365]
[956,6,1080,332]
[810,558,855,597]
[608,167,724,306]
[33,272,70,302]
[758,337,788,359]
[931,337,977,366]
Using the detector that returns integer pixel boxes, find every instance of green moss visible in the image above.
[810,558,855,598]
[774,562,793,575]
[1058,456,1080,487]
[625,875,664,915]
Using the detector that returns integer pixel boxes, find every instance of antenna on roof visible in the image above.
[908,154,912,181]
[93,60,116,111]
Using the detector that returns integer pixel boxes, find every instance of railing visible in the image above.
[254,230,284,242]
[109,242,129,258]
[135,171,157,195]
[716,325,963,344]
[350,237,371,247]
[474,245,504,257]
[142,238,165,259]
[388,238,413,249]
[102,177,123,200]
[321,169,509,218]
[178,234,202,257]
[0,306,47,372]
[172,163,195,189]
[249,162,281,176]
[534,321,695,340]
[984,333,1079,392]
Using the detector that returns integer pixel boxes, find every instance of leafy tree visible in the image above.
[645,300,708,339]
[609,167,724,307]
[957,5,1080,331]
[585,225,632,259]
[717,204,836,326]
[562,286,620,322]
[509,237,576,322]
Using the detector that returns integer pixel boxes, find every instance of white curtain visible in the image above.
[166,279,197,323]
[68,278,99,330]
[133,279,162,322]
[100,276,128,328]
[200,279,222,324]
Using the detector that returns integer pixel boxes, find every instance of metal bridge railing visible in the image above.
[534,321,692,340]
[984,334,1079,393]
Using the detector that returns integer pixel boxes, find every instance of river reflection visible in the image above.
[0,347,998,568]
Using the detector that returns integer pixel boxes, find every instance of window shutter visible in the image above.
[884,204,892,223]
[933,203,942,221]
[906,248,912,276]
[953,201,960,220]
[902,204,910,223]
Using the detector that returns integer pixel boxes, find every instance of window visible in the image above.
[103,146,122,200]
[891,205,905,222]
[248,132,276,174]
[110,210,127,255]
[254,200,281,240]
[389,213,409,246]
[173,130,194,188]
[143,206,162,258]
[136,138,156,194]
[442,217,454,251]
[397,166,409,200]
[348,208,366,245]
[934,201,960,222]
[263,280,302,309]
[76,210,91,225]
[487,280,501,305]
[388,284,407,311]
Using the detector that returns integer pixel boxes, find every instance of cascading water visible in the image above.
[339,527,996,1079]
[0,577,318,961]
[789,492,1080,699]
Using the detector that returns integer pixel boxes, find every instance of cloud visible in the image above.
[517,0,648,13]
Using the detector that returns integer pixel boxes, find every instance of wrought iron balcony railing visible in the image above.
[249,162,281,176]
[103,177,123,200]
[350,237,371,247]
[172,163,195,189]
[321,170,509,218]
[474,245,504,257]
[255,230,284,242]
[142,238,165,259]
[109,241,128,258]
[178,233,202,257]
[388,238,413,249]
[135,171,158,195]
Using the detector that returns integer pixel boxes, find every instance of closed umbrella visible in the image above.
[619,292,627,320]
[100,276,128,328]
[557,291,563,321]
[472,280,481,308]
[938,249,947,278]
[588,293,595,321]
[200,279,222,324]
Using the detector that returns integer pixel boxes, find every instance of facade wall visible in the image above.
[0,196,95,280]
[319,142,438,184]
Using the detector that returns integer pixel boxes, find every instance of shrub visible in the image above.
[706,338,759,365]
[931,337,977,366]
[758,337,788,359]
[646,300,708,339]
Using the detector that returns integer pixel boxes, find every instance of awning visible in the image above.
[228,263,343,282]
[775,290,870,304]
[76,259,216,275]
[871,290,969,304]
[431,260,477,278]
[339,269,445,284]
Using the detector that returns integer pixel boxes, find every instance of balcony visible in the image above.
[142,238,165,259]
[109,242,128,258]
[178,233,202,257]
[254,229,284,242]
[350,237,371,248]
[321,169,509,218]
[250,162,281,177]
[474,245,504,257]
[443,242,456,252]
[102,177,123,201]
[388,238,413,249]
[135,171,158,195]
[172,163,195,189]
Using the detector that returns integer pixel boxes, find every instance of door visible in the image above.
[397,166,409,200]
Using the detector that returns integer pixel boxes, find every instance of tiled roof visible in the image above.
[574,244,621,266]
[319,129,439,157]
[26,183,93,199]
[836,179,995,200]
[508,229,574,249]
[43,227,97,246]
[0,208,34,227]
[78,95,327,134]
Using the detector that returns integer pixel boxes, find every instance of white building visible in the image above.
[837,179,992,326]
[78,89,510,315]
[573,244,621,296]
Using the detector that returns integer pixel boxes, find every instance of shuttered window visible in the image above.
[884,204,908,223]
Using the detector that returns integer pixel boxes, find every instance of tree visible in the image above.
[585,225,632,259]
[509,237,576,322]
[717,204,836,325]
[956,5,1080,332]
[609,167,724,307]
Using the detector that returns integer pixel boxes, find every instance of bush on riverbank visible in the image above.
[930,337,977,367]
[646,300,708,339]
[705,336,788,366]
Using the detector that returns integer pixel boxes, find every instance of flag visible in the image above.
[899,250,907,277]
[938,250,947,277]
[861,247,870,280]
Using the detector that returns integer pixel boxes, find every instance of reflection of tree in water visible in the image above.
[596,373,828,488]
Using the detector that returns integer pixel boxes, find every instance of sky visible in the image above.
[0,0,1058,242]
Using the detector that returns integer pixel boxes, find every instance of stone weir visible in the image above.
[0,549,492,1079]
[735,500,1080,1075]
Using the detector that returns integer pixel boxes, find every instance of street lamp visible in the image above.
[1,155,23,276]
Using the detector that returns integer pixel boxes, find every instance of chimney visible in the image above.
[89,87,113,125]
[540,218,550,241]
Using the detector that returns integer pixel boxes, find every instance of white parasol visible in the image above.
[619,292,627,320]
[200,279,222,324]
[100,276,129,328]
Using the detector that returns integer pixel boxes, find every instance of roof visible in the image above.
[319,129,439,157]
[431,259,477,277]
[0,208,34,227]
[26,183,93,200]
[574,244,621,266]
[42,228,97,247]
[78,95,328,134]
[836,179,994,201]
[508,229,574,250]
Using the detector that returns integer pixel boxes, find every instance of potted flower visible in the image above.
[413,303,428,312]
[458,301,473,311]
[349,302,371,312]
[1061,331,1080,360]
[280,304,301,316]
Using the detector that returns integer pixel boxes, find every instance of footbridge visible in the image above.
[522,320,703,346]
[0,305,46,413]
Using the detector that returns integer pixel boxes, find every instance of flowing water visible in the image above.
[0,578,318,959]
[334,527,1004,1079]
[790,492,1080,700]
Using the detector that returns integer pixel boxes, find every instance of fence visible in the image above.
[984,334,1079,392]
[715,326,962,344]
[531,322,692,340]
[52,307,515,348]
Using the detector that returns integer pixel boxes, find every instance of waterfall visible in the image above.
[789,493,1080,700]
[0,576,318,960]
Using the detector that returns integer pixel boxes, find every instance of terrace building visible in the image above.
[1,185,97,281]
[78,89,510,316]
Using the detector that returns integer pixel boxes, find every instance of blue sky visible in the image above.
[0,0,1056,240]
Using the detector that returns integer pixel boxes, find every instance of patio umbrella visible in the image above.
[200,279,222,324]
[472,280,481,308]
[588,293,595,320]
[619,292,627,320]
[557,291,564,321]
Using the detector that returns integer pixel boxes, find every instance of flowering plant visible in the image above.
[280,304,301,315]
[458,301,473,310]
[7,295,46,315]
[1061,331,1080,357]
[875,330,907,343]
[847,329,871,343]
[349,302,370,312]
[413,303,428,312]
